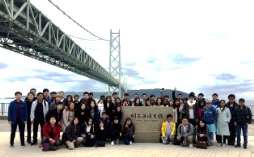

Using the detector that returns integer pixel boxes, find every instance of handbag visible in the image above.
[42,142,52,151]
[196,141,207,149]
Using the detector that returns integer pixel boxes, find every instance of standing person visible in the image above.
[43,88,52,105]
[234,98,252,149]
[64,117,83,150]
[50,91,57,103]
[75,103,90,126]
[25,92,35,144]
[104,96,114,116]
[110,106,122,123]
[226,94,238,145]
[172,87,183,100]
[42,116,61,149]
[46,102,63,125]
[176,117,194,147]
[29,88,37,99]
[110,116,122,145]
[88,92,94,100]
[155,98,163,107]
[184,92,198,126]
[131,93,139,105]
[216,100,231,147]
[161,114,176,144]
[30,92,49,146]
[197,93,206,106]
[202,101,216,144]
[73,95,81,110]
[141,93,147,105]
[150,94,156,106]
[80,92,90,106]
[134,98,143,106]
[112,92,118,105]
[8,91,28,148]
[90,99,100,126]
[178,98,185,126]
[123,93,132,105]
[197,99,205,121]
[61,102,75,133]
[59,91,66,103]
[122,117,135,145]
[98,99,105,117]
[50,94,61,110]
[145,98,152,107]
[212,93,220,109]
[65,95,73,108]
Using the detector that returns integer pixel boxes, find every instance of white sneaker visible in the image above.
[111,141,114,145]
[116,139,119,144]
[217,143,221,147]
[189,144,193,148]
[222,144,226,148]
[129,141,132,145]
[169,142,172,145]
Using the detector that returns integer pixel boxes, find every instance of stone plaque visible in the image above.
[121,106,173,143]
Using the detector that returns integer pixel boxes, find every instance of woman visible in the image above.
[178,98,185,121]
[197,100,205,120]
[173,99,180,126]
[115,97,122,107]
[216,100,231,147]
[65,95,73,108]
[81,118,95,147]
[95,121,107,146]
[90,99,100,126]
[155,98,163,107]
[122,117,135,145]
[75,103,90,126]
[110,105,122,123]
[42,116,61,149]
[122,99,129,106]
[104,96,114,116]
[64,117,83,150]
[196,120,210,146]
[61,102,75,133]
[97,99,104,117]
[134,98,142,106]
[145,98,152,107]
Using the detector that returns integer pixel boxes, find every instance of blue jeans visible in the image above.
[123,134,132,145]
[42,137,61,146]
[236,124,248,145]
[209,132,214,141]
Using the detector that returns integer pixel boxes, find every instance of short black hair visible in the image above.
[50,91,56,95]
[30,88,36,92]
[15,91,22,96]
[167,114,172,118]
[112,92,117,95]
[83,92,89,95]
[74,95,79,98]
[57,101,63,105]
[164,95,169,98]
[177,93,182,96]
[124,93,129,96]
[89,92,93,96]
[142,93,147,96]
[228,94,235,99]
[102,112,107,115]
[239,98,245,102]
[134,93,138,96]
[212,93,218,96]
[27,92,34,96]
[37,92,43,96]
[198,93,204,97]
[150,94,155,98]
[43,88,49,93]
[100,95,105,99]
[59,91,64,94]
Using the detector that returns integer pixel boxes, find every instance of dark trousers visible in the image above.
[217,135,228,144]
[10,121,25,146]
[189,119,196,127]
[42,137,61,146]
[26,120,32,142]
[228,122,236,144]
[236,124,248,146]
[123,134,133,145]
[33,120,45,143]
[111,132,120,141]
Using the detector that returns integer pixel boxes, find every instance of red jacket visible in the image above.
[43,123,61,141]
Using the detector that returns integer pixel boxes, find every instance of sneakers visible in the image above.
[129,141,133,145]
[189,144,193,148]
[217,143,221,147]
[222,144,226,148]
[169,142,172,145]
[183,139,187,146]
[111,141,114,145]
[235,144,241,148]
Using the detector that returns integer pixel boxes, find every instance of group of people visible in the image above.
[7,87,252,151]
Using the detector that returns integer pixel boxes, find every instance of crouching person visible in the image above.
[42,116,61,150]
[161,114,176,144]
[196,120,211,146]
[176,117,194,147]
[64,117,83,150]
[110,116,122,145]
[122,117,135,145]
[80,118,95,147]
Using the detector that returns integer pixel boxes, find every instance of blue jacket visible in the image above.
[8,100,28,124]
[202,106,216,124]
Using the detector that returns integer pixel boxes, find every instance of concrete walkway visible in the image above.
[0,120,254,157]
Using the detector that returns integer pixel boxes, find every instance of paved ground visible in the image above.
[0,120,254,157]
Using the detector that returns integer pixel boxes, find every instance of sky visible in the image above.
[1,0,254,100]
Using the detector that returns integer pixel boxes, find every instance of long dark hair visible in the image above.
[219,100,226,109]
[156,98,162,106]
[90,99,98,111]
[198,119,206,131]
[124,117,133,127]
[71,117,79,126]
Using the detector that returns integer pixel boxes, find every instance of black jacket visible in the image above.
[25,98,34,118]
[226,102,238,123]
[110,111,122,123]
[80,122,95,135]
[75,108,90,125]
[46,108,63,124]
[95,126,106,141]
[233,105,252,125]
[64,124,81,142]
[183,102,198,120]
[110,122,122,135]
[104,102,114,116]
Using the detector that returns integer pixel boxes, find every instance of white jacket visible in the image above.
[30,100,49,121]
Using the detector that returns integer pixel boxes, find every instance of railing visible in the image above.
[0,103,9,116]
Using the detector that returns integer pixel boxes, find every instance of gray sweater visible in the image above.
[177,123,194,138]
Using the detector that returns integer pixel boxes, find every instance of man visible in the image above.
[74,95,81,109]
[59,91,65,103]
[183,92,198,126]
[25,92,35,144]
[88,92,94,99]
[141,93,147,105]
[30,88,37,98]
[112,92,118,105]
[172,87,183,100]
[80,92,90,107]
[211,93,220,109]
[226,94,238,145]
[150,94,156,106]
[202,101,216,143]
[46,102,63,125]
[176,117,194,147]
[50,91,57,103]
[197,93,206,105]
[123,93,132,105]
[161,114,176,144]
[43,88,52,105]
[30,92,49,145]
[234,98,252,149]
[8,91,27,148]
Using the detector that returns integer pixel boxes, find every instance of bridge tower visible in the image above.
[108,29,125,98]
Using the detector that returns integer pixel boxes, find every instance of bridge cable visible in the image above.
[48,0,109,41]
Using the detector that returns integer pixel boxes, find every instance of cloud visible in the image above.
[170,54,201,65]
[0,63,8,69]
[215,73,236,81]
[210,33,229,38]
